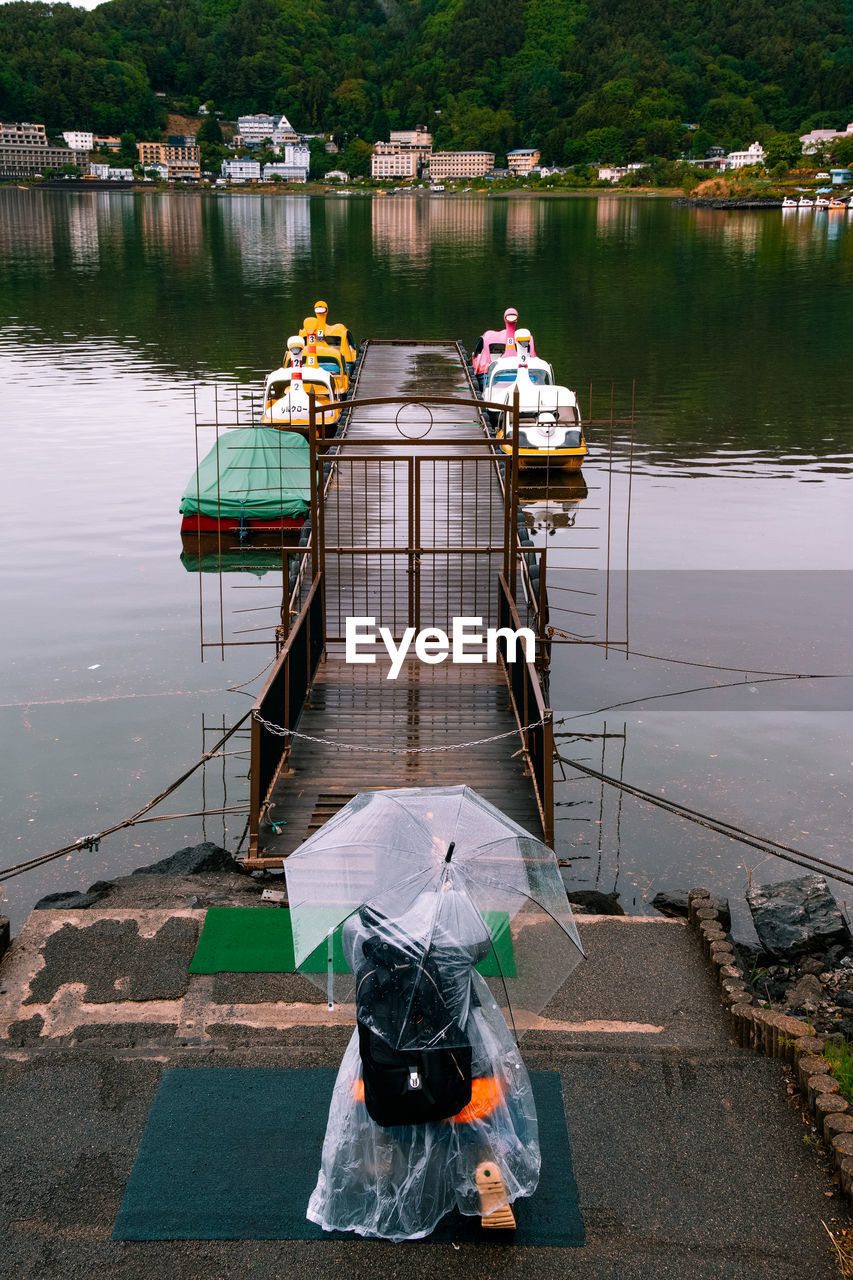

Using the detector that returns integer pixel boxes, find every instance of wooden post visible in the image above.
[249,712,261,855]
[509,387,520,602]
[543,709,555,848]
[537,546,547,644]
[309,390,318,582]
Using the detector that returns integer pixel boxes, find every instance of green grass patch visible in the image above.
[824,1037,853,1105]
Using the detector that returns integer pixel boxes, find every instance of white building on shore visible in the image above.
[221,158,261,182]
[726,142,765,169]
[799,123,853,154]
[262,152,309,182]
[236,113,300,150]
[89,163,133,180]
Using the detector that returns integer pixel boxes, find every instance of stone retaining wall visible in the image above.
[688,887,853,1200]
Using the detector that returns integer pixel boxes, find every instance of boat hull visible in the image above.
[180,513,305,535]
[499,441,586,471]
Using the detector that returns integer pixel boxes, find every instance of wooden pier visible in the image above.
[245,340,553,868]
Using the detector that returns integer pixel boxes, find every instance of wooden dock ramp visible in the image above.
[246,340,553,867]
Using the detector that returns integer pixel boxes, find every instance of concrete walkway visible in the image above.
[0,898,846,1279]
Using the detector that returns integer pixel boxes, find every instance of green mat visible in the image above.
[189,907,516,979]
[113,1068,584,1245]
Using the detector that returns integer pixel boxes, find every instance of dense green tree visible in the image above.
[0,0,849,166]
[197,112,223,143]
[764,132,803,169]
[831,135,853,165]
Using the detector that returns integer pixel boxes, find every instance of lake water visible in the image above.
[1,187,851,938]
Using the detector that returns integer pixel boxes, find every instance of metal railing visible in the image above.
[497,571,554,847]
[248,571,324,852]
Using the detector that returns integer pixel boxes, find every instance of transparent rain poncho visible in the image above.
[306,881,541,1240]
[286,786,584,1241]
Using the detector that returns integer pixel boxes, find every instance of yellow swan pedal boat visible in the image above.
[299,300,358,373]
[262,366,341,434]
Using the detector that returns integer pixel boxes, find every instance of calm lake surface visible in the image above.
[1,187,851,938]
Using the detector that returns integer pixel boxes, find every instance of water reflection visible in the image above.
[595,197,639,239]
[0,187,55,260]
[68,199,99,270]
[556,722,628,905]
[140,193,203,262]
[520,474,589,535]
[371,195,495,257]
[371,195,428,258]
[179,541,292,578]
[0,187,851,932]
[505,198,541,247]
[221,195,311,283]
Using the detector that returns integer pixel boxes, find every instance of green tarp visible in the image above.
[179,427,310,520]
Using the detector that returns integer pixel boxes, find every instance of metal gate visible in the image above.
[316,442,512,642]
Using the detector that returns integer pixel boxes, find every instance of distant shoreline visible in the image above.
[7,179,682,199]
[672,196,784,209]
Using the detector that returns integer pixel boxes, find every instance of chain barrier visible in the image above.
[251,709,548,754]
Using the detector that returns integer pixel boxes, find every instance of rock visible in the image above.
[784,973,825,1013]
[745,875,851,960]
[799,956,825,976]
[565,888,625,916]
[131,842,239,877]
[33,890,106,910]
[837,992,853,1010]
[652,889,731,930]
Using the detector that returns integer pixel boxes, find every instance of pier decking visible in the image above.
[246,340,551,865]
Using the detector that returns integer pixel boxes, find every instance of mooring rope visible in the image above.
[0,710,253,884]
[545,625,853,680]
[557,754,853,888]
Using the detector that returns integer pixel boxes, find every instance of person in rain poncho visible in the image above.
[306,877,540,1241]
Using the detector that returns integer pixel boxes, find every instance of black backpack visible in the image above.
[354,924,472,1127]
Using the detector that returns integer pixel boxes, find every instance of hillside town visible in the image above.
[1,111,852,189]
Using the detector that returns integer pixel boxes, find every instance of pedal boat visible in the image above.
[284,340,349,397]
[485,355,587,471]
[299,301,358,373]
[262,365,341,433]
[179,427,309,537]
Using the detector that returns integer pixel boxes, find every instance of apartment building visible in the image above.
[428,151,495,180]
[507,148,541,174]
[0,121,47,145]
[63,131,94,150]
[137,141,201,180]
[800,123,853,154]
[0,121,88,176]
[390,127,433,166]
[370,142,418,180]
[63,131,121,151]
[236,113,300,150]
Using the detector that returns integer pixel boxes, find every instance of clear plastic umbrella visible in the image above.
[284,785,584,1040]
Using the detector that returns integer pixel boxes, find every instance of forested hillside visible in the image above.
[0,0,851,162]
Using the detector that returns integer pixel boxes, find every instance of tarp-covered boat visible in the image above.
[179,427,310,534]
